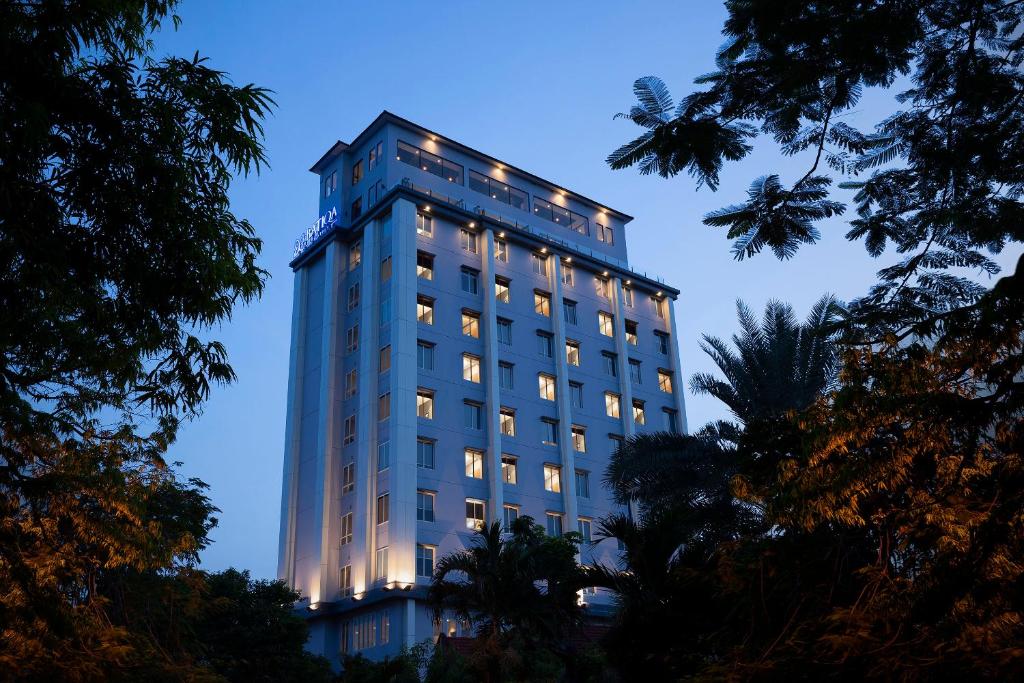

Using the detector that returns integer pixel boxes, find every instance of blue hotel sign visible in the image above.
[293,207,339,258]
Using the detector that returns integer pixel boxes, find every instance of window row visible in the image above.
[396,141,606,243]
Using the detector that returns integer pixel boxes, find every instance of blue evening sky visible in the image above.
[154,1,1020,579]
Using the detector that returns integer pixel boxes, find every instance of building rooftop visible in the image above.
[310,111,635,223]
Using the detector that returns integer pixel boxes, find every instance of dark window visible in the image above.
[533,198,589,235]
[469,170,529,211]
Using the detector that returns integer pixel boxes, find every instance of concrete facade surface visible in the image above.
[279,112,687,664]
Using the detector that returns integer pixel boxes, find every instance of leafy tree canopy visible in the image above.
[0,0,273,677]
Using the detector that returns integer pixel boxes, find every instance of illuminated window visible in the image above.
[501,455,517,484]
[566,340,580,366]
[605,392,621,418]
[417,212,433,237]
[465,449,484,479]
[561,263,574,286]
[544,464,561,492]
[653,296,668,319]
[494,237,508,262]
[622,286,634,307]
[352,159,363,185]
[416,390,434,419]
[534,291,551,316]
[462,311,480,338]
[465,499,486,530]
[397,140,464,184]
[597,223,614,244]
[538,374,556,401]
[598,311,614,337]
[625,320,638,345]
[500,408,516,436]
[658,369,673,393]
[572,425,587,453]
[469,170,528,210]
[417,251,434,279]
[595,277,609,299]
[417,296,434,324]
[463,354,481,383]
[495,276,510,303]
[633,400,646,425]
[349,240,362,270]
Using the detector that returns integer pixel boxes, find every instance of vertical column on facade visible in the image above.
[665,296,689,434]
[313,241,344,604]
[550,257,579,534]
[388,199,419,584]
[353,221,379,594]
[611,277,639,521]
[481,228,504,525]
[612,277,636,438]
[278,267,308,586]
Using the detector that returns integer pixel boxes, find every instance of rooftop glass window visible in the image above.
[397,140,464,184]
[533,198,589,235]
[469,170,529,211]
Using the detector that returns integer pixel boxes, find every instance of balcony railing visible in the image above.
[293,178,667,286]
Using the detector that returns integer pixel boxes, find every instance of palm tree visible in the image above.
[691,295,841,431]
[427,517,581,681]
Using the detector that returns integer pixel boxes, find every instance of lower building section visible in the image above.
[302,586,615,669]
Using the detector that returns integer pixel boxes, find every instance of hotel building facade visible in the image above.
[278,112,686,664]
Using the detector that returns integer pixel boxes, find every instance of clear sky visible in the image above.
[154,0,1020,579]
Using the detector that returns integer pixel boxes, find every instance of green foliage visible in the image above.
[0,0,272,678]
[610,0,1024,330]
[601,3,1024,679]
[691,296,841,431]
[427,518,584,681]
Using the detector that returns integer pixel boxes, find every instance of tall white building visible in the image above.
[278,112,686,665]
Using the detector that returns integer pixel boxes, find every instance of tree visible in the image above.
[0,0,273,677]
[604,0,1024,678]
[428,518,582,682]
[102,568,334,682]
